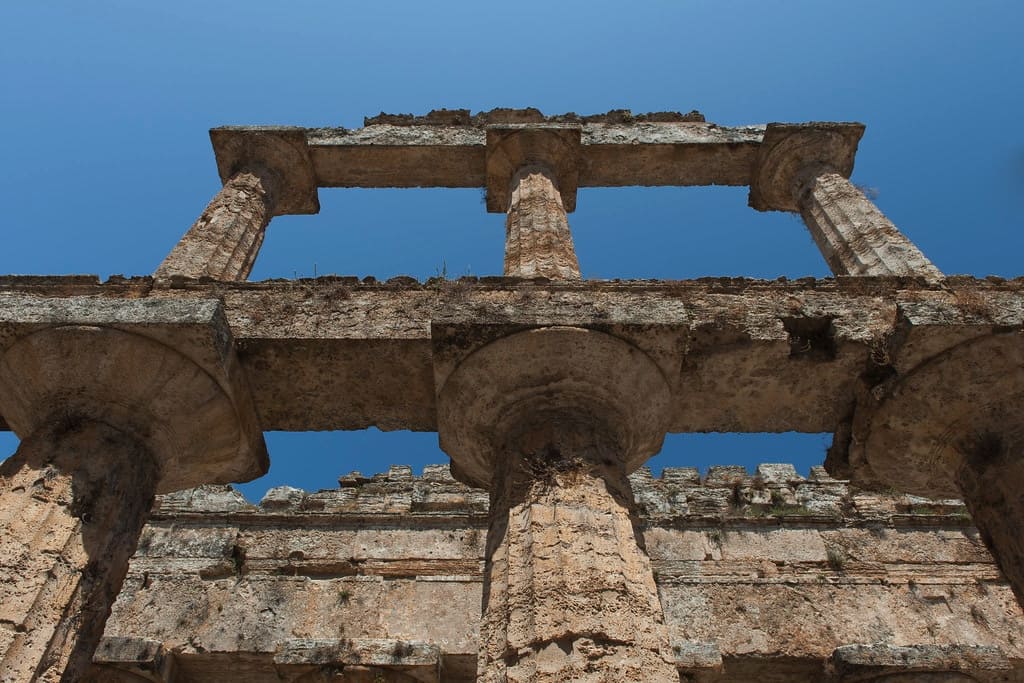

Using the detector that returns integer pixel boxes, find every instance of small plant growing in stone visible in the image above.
[826,547,846,572]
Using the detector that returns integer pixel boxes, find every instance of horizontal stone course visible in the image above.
[96,462,1024,681]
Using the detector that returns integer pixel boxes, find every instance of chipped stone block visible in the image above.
[704,465,749,487]
[156,485,253,514]
[831,643,1011,678]
[756,463,803,484]
[387,465,414,481]
[421,464,456,482]
[662,467,701,485]
[671,640,723,671]
[259,485,305,510]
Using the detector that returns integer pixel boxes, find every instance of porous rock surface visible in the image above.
[93,463,1024,682]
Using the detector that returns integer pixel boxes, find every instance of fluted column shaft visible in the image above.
[479,418,676,682]
[0,421,158,683]
[504,166,581,280]
[155,169,278,280]
[798,172,942,280]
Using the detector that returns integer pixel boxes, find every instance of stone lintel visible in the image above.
[246,121,765,191]
[274,638,441,672]
[830,644,1011,678]
[209,127,319,215]
[0,295,267,491]
[749,122,865,212]
[91,637,176,683]
[1,279,1022,442]
[484,124,581,212]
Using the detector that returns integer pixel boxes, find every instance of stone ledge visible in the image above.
[830,643,1011,678]
[150,463,969,525]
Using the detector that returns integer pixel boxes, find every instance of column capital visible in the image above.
[210,127,320,215]
[434,326,670,488]
[749,122,864,212]
[485,124,581,213]
[0,296,267,492]
[838,331,1024,499]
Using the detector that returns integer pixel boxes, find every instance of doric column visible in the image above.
[436,327,677,681]
[0,298,267,682]
[0,422,158,683]
[155,128,319,282]
[504,166,581,280]
[486,125,582,281]
[750,123,942,281]
[955,431,1024,608]
[838,332,1024,608]
[799,172,942,279]
[155,169,278,280]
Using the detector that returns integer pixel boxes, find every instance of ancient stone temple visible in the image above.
[1,109,1023,682]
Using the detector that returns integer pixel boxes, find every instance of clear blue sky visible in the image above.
[1,2,1021,500]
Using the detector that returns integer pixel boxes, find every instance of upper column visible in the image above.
[486,125,582,280]
[155,128,319,281]
[750,123,943,281]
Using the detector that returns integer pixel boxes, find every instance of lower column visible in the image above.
[0,421,158,683]
[480,418,677,682]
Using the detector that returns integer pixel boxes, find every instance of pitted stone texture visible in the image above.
[208,127,318,216]
[0,421,157,683]
[955,433,1024,610]
[800,173,942,280]
[503,168,581,280]
[155,171,276,281]
[486,125,581,213]
[749,122,864,213]
[436,327,671,489]
[95,465,1024,681]
[0,296,267,492]
[480,465,677,683]
[830,644,1012,681]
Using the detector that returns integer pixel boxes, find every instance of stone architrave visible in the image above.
[0,297,266,683]
[486,126,582,281]
[436,327,678,682]
[750,123,942,281]
[155,128,319,281]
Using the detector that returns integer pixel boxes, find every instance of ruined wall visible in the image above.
[94,464,1024,682]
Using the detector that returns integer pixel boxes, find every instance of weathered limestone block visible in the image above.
[0,298,266,683]
[0,422,157,683]
[830,644,1011,682]
[94,465,1024,681]
[155,170,278,281]
[481,446,676,682]
[503,167,581,280]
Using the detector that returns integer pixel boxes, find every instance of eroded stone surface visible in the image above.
[155,171,277,281]
[503,168,581,280]
[0,421,157,683]
[800,173,942,280]
[93,466,1024,681]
